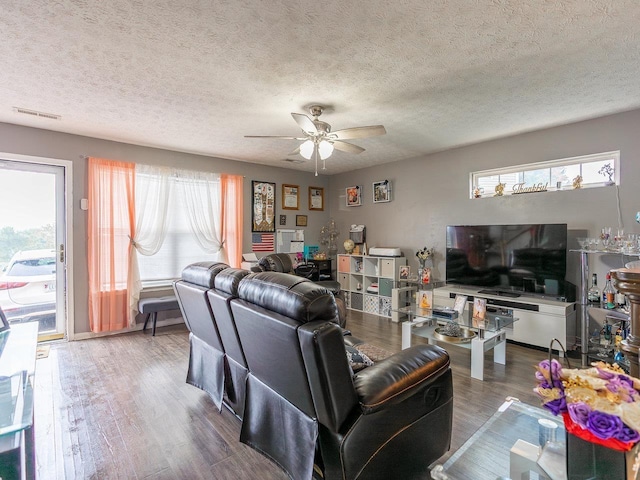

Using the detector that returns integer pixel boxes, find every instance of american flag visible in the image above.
[252,233,275,252]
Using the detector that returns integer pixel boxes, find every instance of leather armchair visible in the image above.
[231,271,453,480]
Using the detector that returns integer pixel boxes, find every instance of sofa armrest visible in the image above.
[353,344,450,414]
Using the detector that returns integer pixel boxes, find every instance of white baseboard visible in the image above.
[72,316,184,341]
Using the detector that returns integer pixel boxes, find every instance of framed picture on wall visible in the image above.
[346,185,362,207]
[252,180,276,232]
[279,214,287,226]
[282,184,299,210]
[372,180,391,203]
[309,186,324,211]
[296,215,308,227]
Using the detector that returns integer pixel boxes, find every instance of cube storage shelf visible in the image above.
[338,254,407,318]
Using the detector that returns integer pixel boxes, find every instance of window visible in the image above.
[136,172,222,286]
[471,151,619,198]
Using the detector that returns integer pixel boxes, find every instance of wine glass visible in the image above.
[576,237,588,250]
[601,227,612,251]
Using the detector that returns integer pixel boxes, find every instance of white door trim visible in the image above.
[0,152,75,340]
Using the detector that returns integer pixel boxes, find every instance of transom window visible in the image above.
[471,151,619,198]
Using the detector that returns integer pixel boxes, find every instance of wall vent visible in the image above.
[13,107,61,120]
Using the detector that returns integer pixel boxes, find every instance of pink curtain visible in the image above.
[87,157,136,332]
[221,174,243,268]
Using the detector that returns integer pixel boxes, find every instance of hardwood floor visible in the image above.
[34,311,548,479]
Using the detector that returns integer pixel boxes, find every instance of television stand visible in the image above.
[477,289,521,298]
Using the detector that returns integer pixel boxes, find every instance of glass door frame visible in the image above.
[0,152,74,341]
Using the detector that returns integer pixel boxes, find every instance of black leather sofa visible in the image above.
[175,264,453,480]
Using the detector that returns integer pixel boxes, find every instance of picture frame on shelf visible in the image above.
[399,265,410,280]
[252,180,276,232]
[372,180,391,203]
[309,186,324,211]
[472,298,487,329]
[421,267,431,284]
[453,294,468,317]
[282,184,299,210]
[346,185,362,207]
[296,215,308,227]
[416,290,433,309]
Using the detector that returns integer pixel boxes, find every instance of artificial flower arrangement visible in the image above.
[535,359,640,451]
[416,247,434,262]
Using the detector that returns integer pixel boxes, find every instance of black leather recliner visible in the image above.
[254,253,347,328]
[173,261,230,410]
[231,271,454,480]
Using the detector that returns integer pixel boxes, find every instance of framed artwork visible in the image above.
[252,181,276,232]
[309,186,324,211]
[373,180,391,203]
[279,214,287,226]
[472,298,487,329]
[282,184,299,210]
[453,294,468,317]
[416,290,433,309]
[399,265,410,280]
[296,215,308,227]
[346,185,362,207]
[421,267,431,284]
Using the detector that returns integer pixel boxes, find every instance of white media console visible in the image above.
[432,285,577,352]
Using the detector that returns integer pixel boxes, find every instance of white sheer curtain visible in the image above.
[129,164,172,321]
[177,168,228,264]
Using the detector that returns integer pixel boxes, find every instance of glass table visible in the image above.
[0,322,39,480]
[395,304,517,380]
[430,397,566,480]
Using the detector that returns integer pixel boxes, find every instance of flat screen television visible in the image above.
[446,224,569,299]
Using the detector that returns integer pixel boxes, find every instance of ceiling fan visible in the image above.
[245,105,386,175]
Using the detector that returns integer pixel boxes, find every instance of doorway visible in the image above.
[0,157,70,341]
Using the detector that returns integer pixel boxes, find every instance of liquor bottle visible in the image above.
[587,273,600,305]
[602,273,616,310]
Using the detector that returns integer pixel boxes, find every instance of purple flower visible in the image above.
[616,423,640,444]
[536,359,563,384]
[543,397,567,416]
[606,376,638,402]
[568,402,591,429]
[587,411,623,439]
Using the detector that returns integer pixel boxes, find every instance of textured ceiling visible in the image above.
[1,1,640,175]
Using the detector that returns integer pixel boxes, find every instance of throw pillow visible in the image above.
[345,345,374,373]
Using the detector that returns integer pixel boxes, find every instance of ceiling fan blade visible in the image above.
[330,125,386,140]
[333,140,365,154]
[291,113,318,135]
[244,135,303,140]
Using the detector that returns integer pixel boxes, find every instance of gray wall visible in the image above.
[328,109,640,291]
[0,122,330,334]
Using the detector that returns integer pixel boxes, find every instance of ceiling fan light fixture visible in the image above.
[318,140,334,160]
[300,139,314,159]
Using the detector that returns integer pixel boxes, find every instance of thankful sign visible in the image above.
[512,182,548,195]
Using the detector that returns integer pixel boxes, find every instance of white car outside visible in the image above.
[0,249,56,323]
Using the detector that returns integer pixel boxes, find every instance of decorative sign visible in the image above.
[512,182,548,195]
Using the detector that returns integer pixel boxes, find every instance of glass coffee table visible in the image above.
[395,304,517,380]
[430,398,567,480]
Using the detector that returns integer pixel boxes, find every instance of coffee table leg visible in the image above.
[494,332,506,365]
[470,336,484,380]
[402,322,412,349]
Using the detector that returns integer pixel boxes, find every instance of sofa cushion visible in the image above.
[181,261,229,288]
[237,272,338,324]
